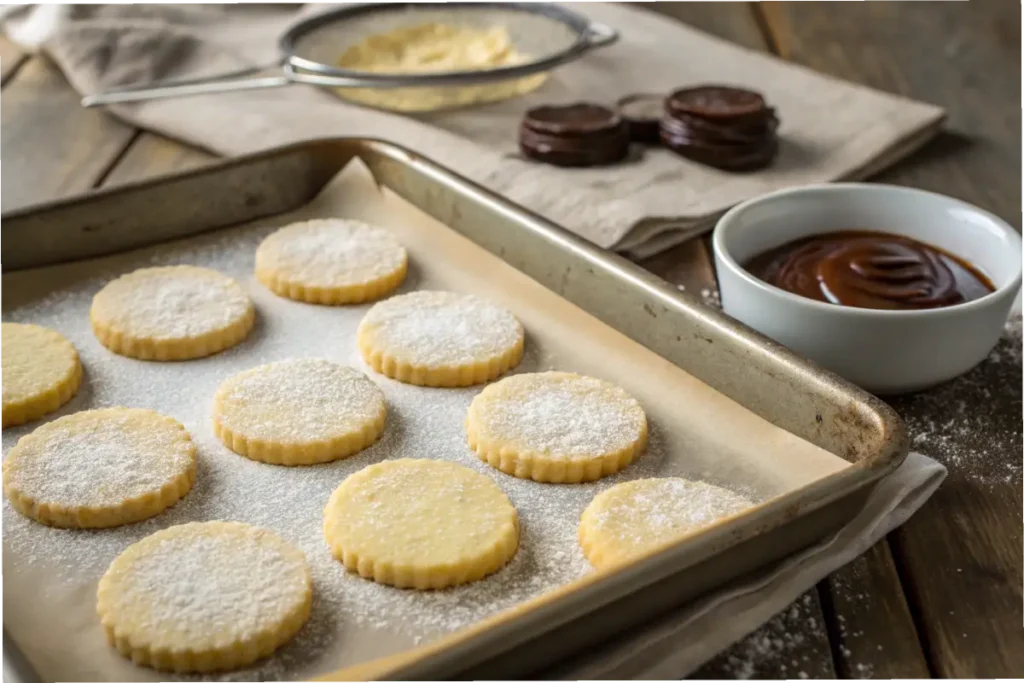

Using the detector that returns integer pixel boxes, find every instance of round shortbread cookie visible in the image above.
[255,218,408,305]
[323,458,519,589]
[357,290,524,387]
[2,323,82,427]
[3,408,196,528]
[578,478,753,569]
[466,371,647,483]
[97,521,312,673]
[90,265,255,361]
[212,358,386,465]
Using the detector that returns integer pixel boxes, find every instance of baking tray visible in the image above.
[1,138,907,681]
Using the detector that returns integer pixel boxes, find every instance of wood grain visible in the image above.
[758,0,1021,227]
[101,133,216,188]
[693,591,837,679]
[820,542,930,678]
[1,58,135,209]
[759,1,1023,677]
[637,2,768,50]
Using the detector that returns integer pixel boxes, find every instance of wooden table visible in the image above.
[2,2,1021,678]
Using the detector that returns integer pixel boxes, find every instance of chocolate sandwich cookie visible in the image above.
[616,94,665,143]
[519,103,630,168]
[661,85,780,171]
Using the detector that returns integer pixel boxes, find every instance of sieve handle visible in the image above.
[81,67,292,108]
[582,22,619,50]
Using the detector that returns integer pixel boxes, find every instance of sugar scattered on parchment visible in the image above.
[1,219,705,682]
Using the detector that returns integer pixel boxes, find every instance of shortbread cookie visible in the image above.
[357,291,524,387]
[578,478,753,569]
[324,458,519,589]
[90,265,255,361]
[467,372,647,483]
[213,358,386,465]
[255,218,408,304]
[97,521,312,673]
[3,408,196,528]
[2,323,82,427]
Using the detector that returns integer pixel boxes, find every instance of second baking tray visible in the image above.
[1,138,907,681]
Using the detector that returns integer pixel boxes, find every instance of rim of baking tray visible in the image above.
[279,2,616,87]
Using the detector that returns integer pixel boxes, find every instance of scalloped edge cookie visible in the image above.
[466,372,648,484]
[323,459,519,589]
[3,408,196,528]
[212,359,387,466]
[90,265,255,361]
[2,323,83,428]
[255,218,408,305]
[97,521,312,673]
[356,291,524,387]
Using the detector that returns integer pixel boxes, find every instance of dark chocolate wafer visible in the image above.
[520,103,630,168]
[661,85,779,171]
[616,93,665,143]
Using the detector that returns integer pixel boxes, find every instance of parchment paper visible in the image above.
[1,160,849,682]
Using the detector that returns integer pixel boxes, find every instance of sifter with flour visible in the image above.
[81,3,618,112]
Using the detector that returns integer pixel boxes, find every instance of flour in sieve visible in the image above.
[357,290,522,366]
[2,217,749,681]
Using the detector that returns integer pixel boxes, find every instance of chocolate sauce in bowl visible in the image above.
[744,230,995,310]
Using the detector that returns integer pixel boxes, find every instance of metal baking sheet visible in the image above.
[1,138,907,681]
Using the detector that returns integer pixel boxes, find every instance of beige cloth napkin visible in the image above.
[4,3,944,258]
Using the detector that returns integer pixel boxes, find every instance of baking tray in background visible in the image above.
[1,138,907,681]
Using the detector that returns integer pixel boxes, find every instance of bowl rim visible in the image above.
[713,182,1023,318]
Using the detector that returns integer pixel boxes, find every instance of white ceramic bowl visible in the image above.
[713,183,1022,395]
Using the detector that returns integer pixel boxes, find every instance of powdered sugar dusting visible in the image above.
[90,265,252,340]
[4,408,194,508]
[582,478,753,564]
[214,359,384,443]
[469,371,645,458]
[100,521,309,648]
[2,216,756,681]
[358,290,522,366]
[255,219,406,287]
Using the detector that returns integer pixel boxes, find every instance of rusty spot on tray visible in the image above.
[642,302,658,318]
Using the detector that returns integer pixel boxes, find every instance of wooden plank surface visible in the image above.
[1,58,135,209]
[101,133,215,187]
[756,1,1023,678]
[820,542,930,678]
[693,591,837,680]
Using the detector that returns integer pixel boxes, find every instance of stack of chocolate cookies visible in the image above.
[659,85,779,171]
[519,103,630,167]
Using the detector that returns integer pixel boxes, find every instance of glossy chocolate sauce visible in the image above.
[745,230,995,310]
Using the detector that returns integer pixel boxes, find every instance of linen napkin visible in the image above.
[2,3,945,258]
